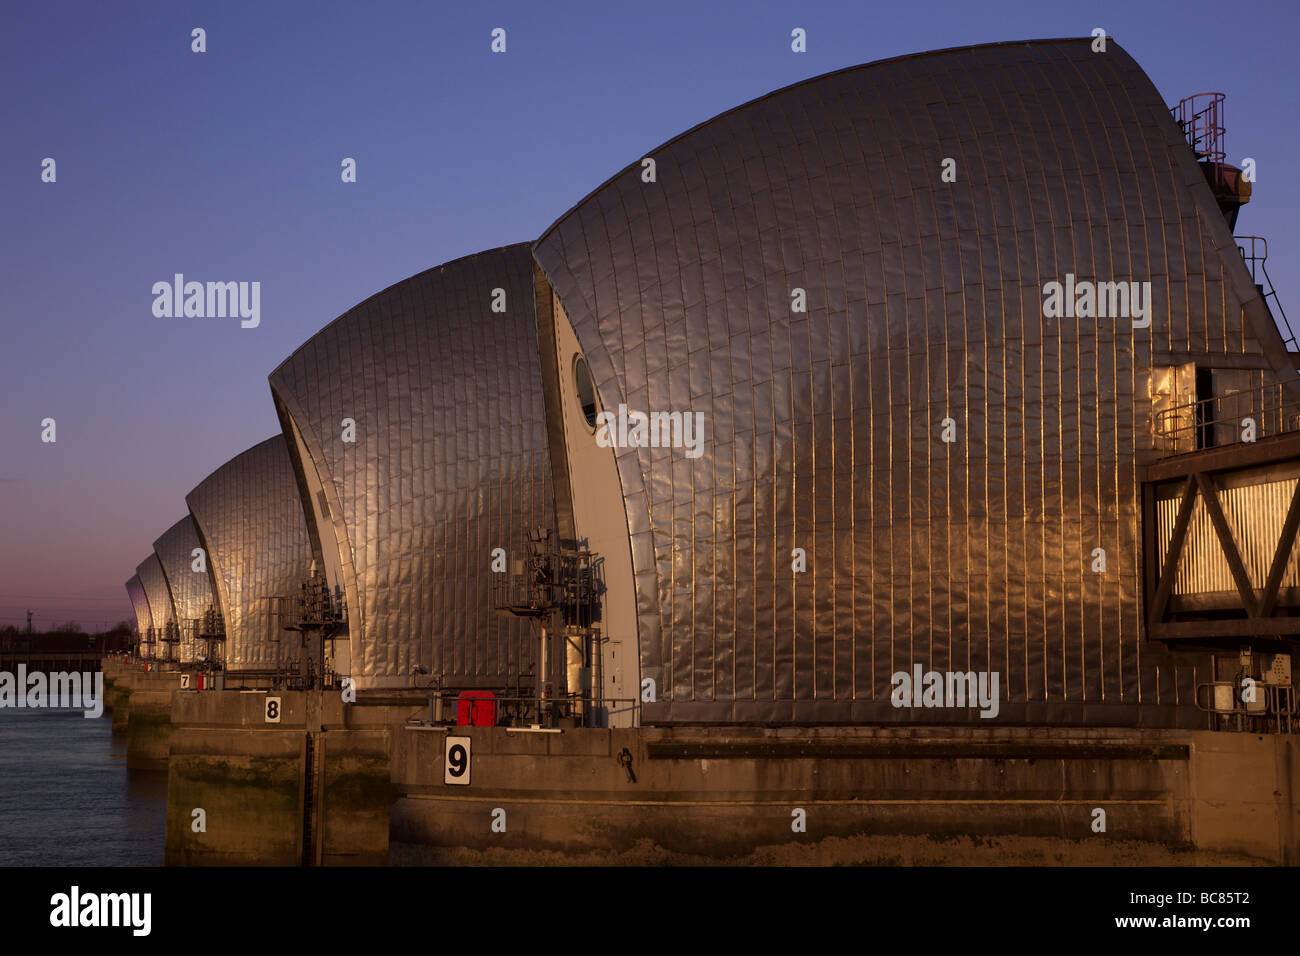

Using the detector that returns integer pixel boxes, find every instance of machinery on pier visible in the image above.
[279,563,347,690]
[494,528,602,726]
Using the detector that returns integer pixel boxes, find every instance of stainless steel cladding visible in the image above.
[125,574,152,654]
[185,437,311,672]
[269,245,555,690]
[135,553,175,661]
[532,39,1293,725]
[153,515,215,664]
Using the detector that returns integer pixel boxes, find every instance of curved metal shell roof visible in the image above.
[125,574,152,647]
[135,553,174,637]
[533,38,1288,724]
[153,515,216,664]
[185,437,311,671]
[269,244,555,689]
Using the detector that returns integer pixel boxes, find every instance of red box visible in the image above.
[456,691,497,727]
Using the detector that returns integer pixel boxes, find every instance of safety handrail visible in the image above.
[1236,235,1298,352]
[1151,379,1300,451]
[1171,92,1226,163]
[1194,680,1295,733]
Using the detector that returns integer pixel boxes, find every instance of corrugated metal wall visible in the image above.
[268,245,555,689]
[185,437,310,671]
[125,574,152,654]
[533,38,1286,725]
[1157,476,1300,596]
[153,515,215,664]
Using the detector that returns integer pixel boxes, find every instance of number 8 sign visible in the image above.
[445,736,470,785]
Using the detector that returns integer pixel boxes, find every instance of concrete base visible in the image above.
[167,719,305,865]
[102,663,182,766]
[164,690,421,866]
[101,660,132,733]
[1189,731,1300,862]
[102,662,184,741]
[125,688,173,770]
[388,725,1300,865]
[106,680,131,734]
[154,677,1300,866]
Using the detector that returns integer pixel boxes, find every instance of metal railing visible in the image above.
[405,692,647,728]
[1152,380,1300,453]
[492,529,600,620]
[1236,235,1297,352]
[1195,680,1295,734]
[1171,92,1226,163]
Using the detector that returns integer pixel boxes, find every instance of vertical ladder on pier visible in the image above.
[301,732,321,865]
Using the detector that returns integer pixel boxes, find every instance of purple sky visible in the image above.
[2,0,1297,630]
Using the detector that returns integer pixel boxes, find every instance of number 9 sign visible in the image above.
[445,736,470,786]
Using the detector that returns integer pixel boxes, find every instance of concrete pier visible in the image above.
[143,669,1300,865]
[101,659,130,732]
[100,662,181,768]
[388,725,1300,865]
[125,683,174,770]
[164,689,422,865]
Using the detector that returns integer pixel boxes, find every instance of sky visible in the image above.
[1,0,1297,630]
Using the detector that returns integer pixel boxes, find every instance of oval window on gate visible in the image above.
[573,355,599,429]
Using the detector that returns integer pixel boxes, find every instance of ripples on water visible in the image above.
[0,704,168,866]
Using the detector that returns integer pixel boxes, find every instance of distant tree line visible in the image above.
[0,621,135,652]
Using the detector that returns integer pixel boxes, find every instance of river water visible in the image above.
[0,705,168,866]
